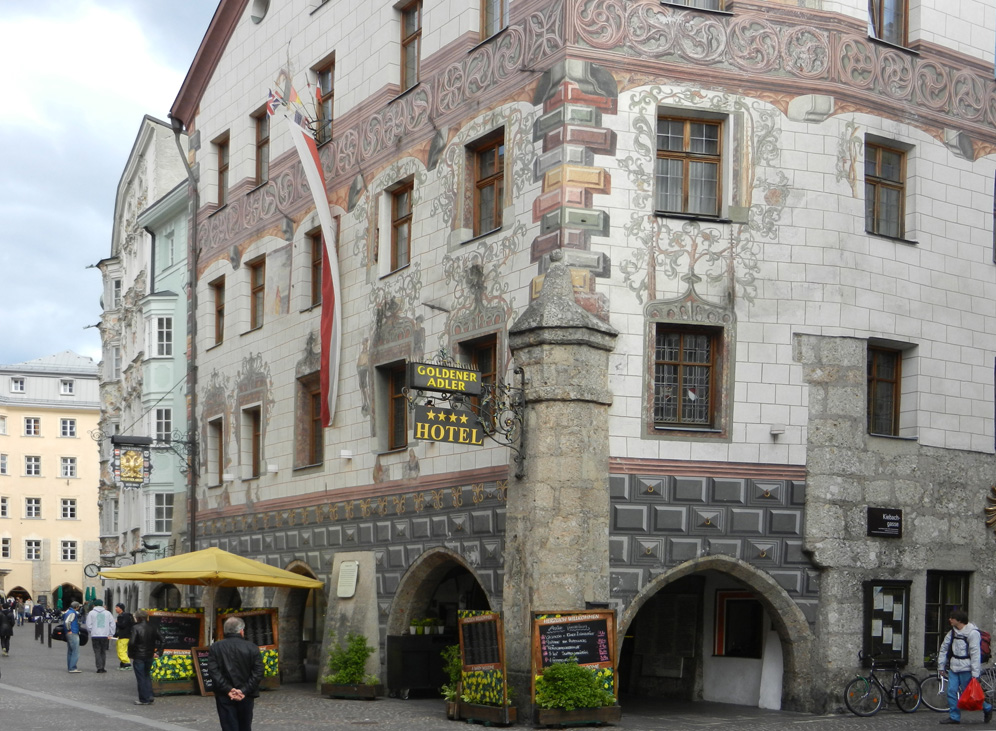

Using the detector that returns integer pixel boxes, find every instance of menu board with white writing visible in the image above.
[531,610,617,701]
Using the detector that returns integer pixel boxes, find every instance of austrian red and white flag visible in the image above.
[284,115,341,426]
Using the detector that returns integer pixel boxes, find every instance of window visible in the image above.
[112,346,122,379]
[391,181,413,271]
[0,454,6,475]
[0,496,7,517]
[244,406,263,478]
[869,0,907,46]
[61,457,77,479]
[865,142,905,238]
[209,418,225,485]
[868,346,901,435]
[254,110,270,185]
[25,497,41,517]
[61,418,77,438]
[924,572,969,663]
[249,258,266,330]
[25,456,40,476]
[309,230,324,307]
[0,415,6,434]
[653,325,719,428]
[25,539,41,561]
[154,316,173,357]
[100,497,119,536]
[461,334,498,424]
[10,377,24,393]
[863,580,911,664]
[400,0,421,91]
[667,0,723,8]
[315,59,334,145]
[211,277,225,345]
[112,279,122,308]
[158,228,175,270]
[61,540,77,561]
[474,135,505,236]
[150,493,174,534]
[296,373,324,467]
[381,363,408,451]
[714,590,764,658]
[155,408,172,443]
[0,538,8,559]
[61,498,77,519]
[216,134,230,206]
[24,417,40,436]
[481,0,508,39]
[655,116,722,217]
[60,379,74,395]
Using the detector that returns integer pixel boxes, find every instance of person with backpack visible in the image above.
[64,601,83,673]
[938,609,992,724]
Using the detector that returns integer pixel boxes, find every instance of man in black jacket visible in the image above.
[128,609,164,705]
[207,616,264,731]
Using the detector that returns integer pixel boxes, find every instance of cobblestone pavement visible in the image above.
[0,625,987,729]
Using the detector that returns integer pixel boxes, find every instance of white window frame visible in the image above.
[147,492,174,534]
[112,278,122,309]
[0,496,7,517]
[0,454,6,475]
[100,497,119,536]
[61,418,77,438]
[25,497,41,518]
[25,456,41,477]
[112,346,122,379]
[10,377,24,393]
[159,228,176,270]
[155,408,173,442]
[24,417,40,436]
[60,379,75,395]
[61,540,77,562]
[60,457,77,479]
[61,498,77,519]
[153,316,173,357]
[25,539,41,561]
[0,537,9,559]
[0,415,6,435]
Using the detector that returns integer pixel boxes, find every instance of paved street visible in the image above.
[0,625,986,729]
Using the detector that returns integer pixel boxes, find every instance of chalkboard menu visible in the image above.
[531,610,617,702]
[458,612,503,670]
[216,608,278,648]
[148,610,204,651]
[192,646,215,696]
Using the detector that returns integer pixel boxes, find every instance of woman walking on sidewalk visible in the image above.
[0,604,13,656]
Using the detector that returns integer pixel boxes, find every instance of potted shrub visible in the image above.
[321,632,382,700]
[534,659,620,727]
[440,644,461,720]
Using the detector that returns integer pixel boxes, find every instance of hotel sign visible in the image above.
[407,362,482,396]
[413,404,484,446]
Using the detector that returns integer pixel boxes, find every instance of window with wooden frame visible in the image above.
[865,142,905,238]
[400,0,421,92]
[869,0,907,46]
[215,133,230,207]
[208,417,225,485]
[473,134,505,236]
[867,346,901,435]
[253,110,270,185]
[391,181,413,271]
[481,0,509,39]
[296,372,324,468]
[714,590,764,658]
[461,334,498,425]
[211,276,225,345]
[655,116,722,217]
[653,325,720,429]
[309,229,324,307]
[315,59,334,145]
[924,571,969,665]
[244,406,263,478]
[863,580,911,665]
[379,362,409,451]
[248,258,266,330]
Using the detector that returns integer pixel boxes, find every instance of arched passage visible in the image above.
[618,555,814,712]
[385,547,493,696]
[149,583,183,610]
[272,560,324,683]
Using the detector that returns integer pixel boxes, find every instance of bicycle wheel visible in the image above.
[845,676,883,716]
[920,674,950,712]
[895,673,922,712]
[980,668,996,701]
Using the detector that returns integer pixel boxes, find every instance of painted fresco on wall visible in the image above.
[266,244,292,316]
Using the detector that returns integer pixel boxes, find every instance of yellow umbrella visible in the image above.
[99,546,324,589]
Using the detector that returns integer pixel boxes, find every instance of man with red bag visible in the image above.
[938,609,992,724]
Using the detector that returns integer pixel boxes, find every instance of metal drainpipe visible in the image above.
[170,114,199,555]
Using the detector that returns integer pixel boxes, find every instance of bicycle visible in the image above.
[844,651,922,716]
[921,661,996,713]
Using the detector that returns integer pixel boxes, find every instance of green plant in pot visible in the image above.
[440,644,461,702]
[323,631,379,686]
[534,659,615,711]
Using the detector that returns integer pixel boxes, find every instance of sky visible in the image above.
[0,0,219,367]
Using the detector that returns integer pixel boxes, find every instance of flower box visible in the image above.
[535,705,622,727]
[260,675,280,690]
[151,678,198,696]
[456,702,517,726]
[320,683,383,700]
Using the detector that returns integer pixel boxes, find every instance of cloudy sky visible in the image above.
[0,1,218,367]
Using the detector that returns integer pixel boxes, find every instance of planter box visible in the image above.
[151,678,197,696]
[456,702,517,726]
[320,683,383,700]
[535,705,622,728]
[446,701,460,720]
[260,675,280,690]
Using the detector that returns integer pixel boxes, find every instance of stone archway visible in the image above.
[272,560,323,683]
[619,555,815,712]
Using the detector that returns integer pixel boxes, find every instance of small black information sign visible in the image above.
[867,507,903,538]
[192,646,215,696]
[216,608,278,648]
[149,610,203,651]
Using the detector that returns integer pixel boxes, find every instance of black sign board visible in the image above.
[413,404,484,445]
[535,614,613,668]
[216,608,278,648]
[867,507,903,538]
[192,646,215,696]
[459,613,502,670]
[407,362,482,396]
[149,610,203,650]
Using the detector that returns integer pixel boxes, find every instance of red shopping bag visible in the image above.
[958,677,985,711]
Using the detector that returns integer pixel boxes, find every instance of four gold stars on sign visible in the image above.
[424,409,469,424]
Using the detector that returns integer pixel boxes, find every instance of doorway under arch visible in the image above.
[272,560,324,683]
[7,586,31,601]
[149,583,182,610]
[617,555,814,712]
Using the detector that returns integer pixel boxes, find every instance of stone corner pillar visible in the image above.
[501,249,618,716]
